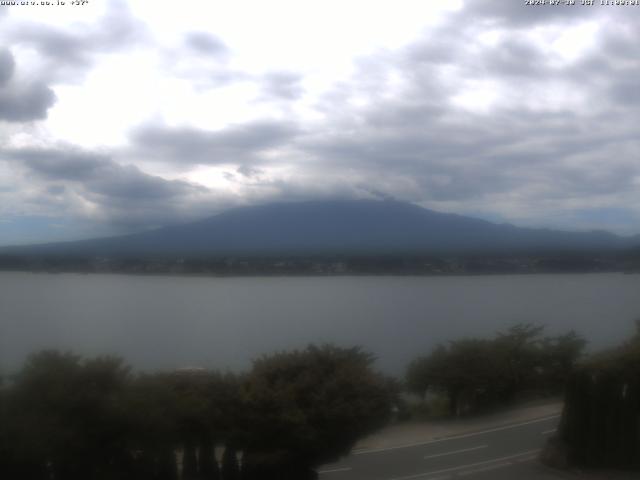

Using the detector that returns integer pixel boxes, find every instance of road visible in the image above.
[318,415,565,480]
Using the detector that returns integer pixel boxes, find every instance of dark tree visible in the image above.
[198,437,220,480]
[239,345,394,477]
[7,351,133,480]
[547,321,640,470]
[494,323,545,398]
[221,446,240,480]
[124,373,182,480]
[538,330,587,394]
[406,324,586,416]
[182,441,198,480]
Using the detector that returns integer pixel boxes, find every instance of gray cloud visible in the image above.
[17,26,85,65]
[184,31,228,56]
[1,146,218,229]
[609,78,640,105]
[131,120,300,165]
[5,148,105,181]
[0,48,14,86]
[261,71,304,100]
[462,0,598,27]
[46,185,66,195]
[0,49,56,122]
[479,38,548,78]
[236,165,264,178]
[159,31,245,90]
[283,7,640,229]
[122,2,640,231]
[7,0,147,75]
[3,2,640,236]
[6,147,204,200]
[90,164,204,202]
[0,83,55,122]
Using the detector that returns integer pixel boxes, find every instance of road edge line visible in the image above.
[353,414,561,455]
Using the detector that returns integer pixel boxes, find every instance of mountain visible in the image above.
[2,199,638,257]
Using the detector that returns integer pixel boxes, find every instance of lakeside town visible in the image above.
[1,252,639,276]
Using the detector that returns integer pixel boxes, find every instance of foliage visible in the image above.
[240,345,394,477]
[3,351,132,479]
[0,344,394,479]
[554,321,640,470]
[406,324,587,416]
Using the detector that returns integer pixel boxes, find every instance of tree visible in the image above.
[1,345,392,480]
[406,345,448,400]
[538,331,587,394]
[239,345,394,478]
[406,324,586,416]
[124,369,241,480]
[546,322,640,470]
[123,373,181,479]
[221,446,240,480]
[7,351,133,480]
[427,340,508,415]
[495,323,545,398]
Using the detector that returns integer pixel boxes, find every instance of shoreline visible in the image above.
[0,268,636,279]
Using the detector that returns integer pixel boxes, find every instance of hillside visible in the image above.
[2,199,637,258]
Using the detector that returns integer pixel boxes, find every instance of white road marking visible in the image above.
[514,454,539,463]
[386,449,541,480]
[458,461,512,476]
[354,415,560,455]
[318,467,352,475]
[541,429,557,435]
[423,445,488,460]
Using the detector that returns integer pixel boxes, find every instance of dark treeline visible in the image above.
[0,324,620,478]
[405,324,586,416]
[1,251,640,276]
[544,322,640,471]
[0,345,395,480]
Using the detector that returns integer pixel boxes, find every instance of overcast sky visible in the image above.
[0,0,639,245]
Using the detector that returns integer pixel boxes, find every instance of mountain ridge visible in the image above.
[2,199,638,257]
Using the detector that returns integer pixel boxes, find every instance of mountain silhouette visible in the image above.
[3,199,637,257]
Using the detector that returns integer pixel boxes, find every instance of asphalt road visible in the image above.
[317,415,565,480]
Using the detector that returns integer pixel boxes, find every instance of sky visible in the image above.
[0,0,639,245]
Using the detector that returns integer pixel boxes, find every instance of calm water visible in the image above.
[1,272,639,375]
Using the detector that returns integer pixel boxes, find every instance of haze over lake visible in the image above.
[1,272,639,375]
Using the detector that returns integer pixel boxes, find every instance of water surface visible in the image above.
[1,272,639,375]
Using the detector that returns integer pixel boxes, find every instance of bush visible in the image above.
[239,345,395,477]
[406,324,586,416]
[0,344,395,479]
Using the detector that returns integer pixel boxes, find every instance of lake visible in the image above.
[1,272,639,376]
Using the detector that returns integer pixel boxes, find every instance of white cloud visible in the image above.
[1,0,640,242]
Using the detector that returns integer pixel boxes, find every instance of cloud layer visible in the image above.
[1,1,640,244]
[0,48,56,122]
